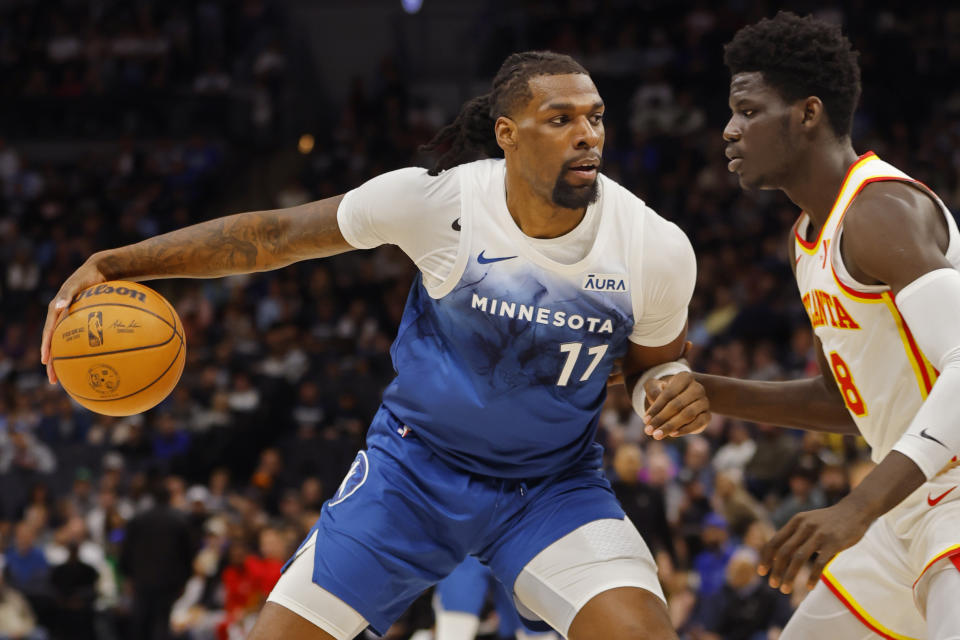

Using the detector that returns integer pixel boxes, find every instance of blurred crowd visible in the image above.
[0,0,286,139]
[1,1,960,639]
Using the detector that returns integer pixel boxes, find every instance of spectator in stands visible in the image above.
[120,483,194,640]
[218,539,261,640]
[610,443,675,561]
[820,463,851,506]
[48,543,97,640]
[0,425,55,477]
[152,413,191,469]
[711,421,756,474]
[4,523,49,604]
[692,513,735,599]
[711,470,766,538]
[0,569,46,640]
[770,464,827,529]
[689,547,792,640]
[744,423,798,500]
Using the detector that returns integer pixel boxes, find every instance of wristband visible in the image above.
[632,360,691,416]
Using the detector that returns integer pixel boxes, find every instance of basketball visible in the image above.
[49,281,186,416]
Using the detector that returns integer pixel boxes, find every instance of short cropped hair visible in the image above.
[724,11,861,138]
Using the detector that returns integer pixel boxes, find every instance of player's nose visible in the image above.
[573,116,601,149]
[722,118,740,142]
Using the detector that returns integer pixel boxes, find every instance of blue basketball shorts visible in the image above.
[284,405,624,635]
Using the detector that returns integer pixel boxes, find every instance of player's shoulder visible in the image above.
[594,173,692,254]
[641,213,694,267]
[844,178,941,247]
[352,164,463,207]
[449,158,504,188]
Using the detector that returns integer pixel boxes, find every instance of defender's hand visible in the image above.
[41,259,109,384]
[758,503,871,594]
[643,371,710,440]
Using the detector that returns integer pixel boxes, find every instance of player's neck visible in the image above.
[504,175,587,239]
[782,143,860,229]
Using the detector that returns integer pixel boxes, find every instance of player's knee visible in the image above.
[248,603,341,640]
[594,621,677,640]
[567,588,676,640]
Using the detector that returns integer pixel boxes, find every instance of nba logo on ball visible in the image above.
[330,451,368,506]
[87,311,103,347]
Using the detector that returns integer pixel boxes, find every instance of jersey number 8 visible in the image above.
[829,351,867,416]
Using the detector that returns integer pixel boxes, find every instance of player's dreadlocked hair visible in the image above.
[421,51,589,175]
[724,11,861,138]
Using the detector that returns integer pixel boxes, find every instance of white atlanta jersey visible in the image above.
[793,152,960,638]
[794,151,960,464]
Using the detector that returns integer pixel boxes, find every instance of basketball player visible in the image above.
[41,52,710,640]
[646,13,960,639]
[433,556,558,640]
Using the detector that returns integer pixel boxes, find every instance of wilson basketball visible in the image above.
[50,281,186,416]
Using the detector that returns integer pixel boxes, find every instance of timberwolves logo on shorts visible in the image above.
[330,451,369,506]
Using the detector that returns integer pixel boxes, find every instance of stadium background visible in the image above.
[1,0,958,638]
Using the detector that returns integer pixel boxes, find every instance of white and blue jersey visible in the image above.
[338,159,695,478]
[270,160,695,637]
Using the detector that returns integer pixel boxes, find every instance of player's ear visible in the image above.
[495,116,518,152]
[800,96,825,131]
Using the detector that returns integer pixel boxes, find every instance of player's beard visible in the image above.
[551,171,600,210]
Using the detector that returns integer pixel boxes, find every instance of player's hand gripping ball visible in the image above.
[48,281,186,416]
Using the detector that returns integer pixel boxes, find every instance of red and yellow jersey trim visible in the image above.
[883,293,937,398]
[912,543,960,588]
[819,169,938,399]
[795,151,877,256]
[821,568,920,640]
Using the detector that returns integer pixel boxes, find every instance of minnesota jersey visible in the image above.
[338,159,695,478]
[794,152,960,463]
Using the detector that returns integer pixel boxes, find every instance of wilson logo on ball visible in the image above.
[72,284,147,304]
[87,364,120,396]
[87,311,103,347]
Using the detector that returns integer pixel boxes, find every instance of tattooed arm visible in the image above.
[99,194,351,279]
[41,194,352,381]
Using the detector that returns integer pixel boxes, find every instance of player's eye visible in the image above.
[742,109,755,117]
[591,114,604,124]
[551,116,569,125]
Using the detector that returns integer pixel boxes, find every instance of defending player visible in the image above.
[41,52,709,640]
[646,12,960,638]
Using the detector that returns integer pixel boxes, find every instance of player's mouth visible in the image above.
[724,147,743,173]
[566,158,600,183]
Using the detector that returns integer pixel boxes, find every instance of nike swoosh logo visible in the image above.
[928,486,957,506]
[477,250,517,264]
[452,218,461,232]
[921,428,948,448]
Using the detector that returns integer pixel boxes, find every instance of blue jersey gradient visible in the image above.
[382,260,633,478]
